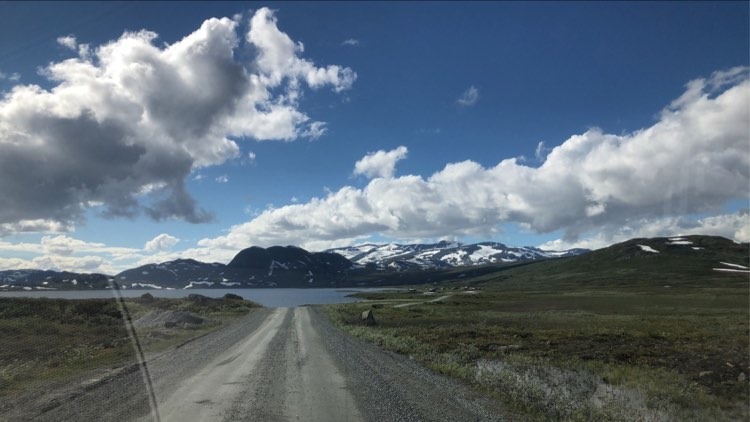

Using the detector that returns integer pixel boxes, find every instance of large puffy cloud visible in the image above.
[199,68,749,250]
[0,8,355,232]
[247,8,356,93]
[353,146,408,179]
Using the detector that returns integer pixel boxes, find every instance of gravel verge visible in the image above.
[308,306,519,421]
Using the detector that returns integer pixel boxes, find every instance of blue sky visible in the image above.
[0,2,747,273]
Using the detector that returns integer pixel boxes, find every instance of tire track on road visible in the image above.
[153,308,288,421]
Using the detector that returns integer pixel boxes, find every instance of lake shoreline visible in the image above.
[0,287,393,307]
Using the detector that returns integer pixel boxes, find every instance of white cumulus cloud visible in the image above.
[247,8,356,93]
[56,35,78,50]
[0,8,355,234]
[0,71,21,82]
[197,68,749,250]
[457,85,479,106]
[144,233,180,251]
[0,233,182,272]
[353,146,408,179]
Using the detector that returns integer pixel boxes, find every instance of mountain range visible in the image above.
[327,241,588,270]
[2,236,746,291]
[0,241,588,290]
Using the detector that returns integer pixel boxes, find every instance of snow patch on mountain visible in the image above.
[638,244,659,253]
[666,237,693,245]
[131,283,162,289]
[713,268,750,273]
[325,241,588,270]
[470,245,498,262]
[719,262,748,270]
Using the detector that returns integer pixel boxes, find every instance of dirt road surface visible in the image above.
[6,307,512,421]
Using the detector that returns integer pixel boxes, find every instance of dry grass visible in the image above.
[325,280,749,420]
[0,296,259,399]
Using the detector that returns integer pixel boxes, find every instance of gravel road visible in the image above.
[6,306,513,421]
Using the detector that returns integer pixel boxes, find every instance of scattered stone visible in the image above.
[361,309,376,326]
[187,294,210,305]
[497,344,521,352]
[163,311,205,328]
[223,293,243,300]
[698,371,713,377]
[134,310,205,329]
[738,372,746,382]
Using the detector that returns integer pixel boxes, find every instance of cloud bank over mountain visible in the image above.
[199,68,749,251]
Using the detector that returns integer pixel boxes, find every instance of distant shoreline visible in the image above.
[0,287,388,307]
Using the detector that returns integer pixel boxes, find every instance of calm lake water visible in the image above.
[0,288,388,307]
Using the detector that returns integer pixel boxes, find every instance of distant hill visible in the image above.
[113,246,352,289]
[0,270,111,290]
[228,246,351,274]
[114,259,230,289]
[468,235,749,289]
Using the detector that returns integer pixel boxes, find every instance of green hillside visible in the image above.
[467,235,749,290]
[328,235,749,420]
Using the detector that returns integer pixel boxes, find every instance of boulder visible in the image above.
[223,293,244,300]
[187,294,210,305]
[361,309,376,326]
[139,292,155,301]
[134,310,205,329]
[164,311,205,328]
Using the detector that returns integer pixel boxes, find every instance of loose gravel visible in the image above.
[7,306,517,421]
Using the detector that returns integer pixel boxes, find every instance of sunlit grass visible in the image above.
[0,296,259,399]
[325,280,749,420]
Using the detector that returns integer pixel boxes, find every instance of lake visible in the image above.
[0,288,388,308]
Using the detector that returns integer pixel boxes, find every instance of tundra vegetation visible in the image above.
[325,236,749,421]
[0,295,259,403]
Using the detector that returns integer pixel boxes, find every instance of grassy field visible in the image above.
[325,239,749,420]
[0,294,259,400]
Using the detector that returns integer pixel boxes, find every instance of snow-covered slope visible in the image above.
[326,241,588,270]
[0,270,111,290]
